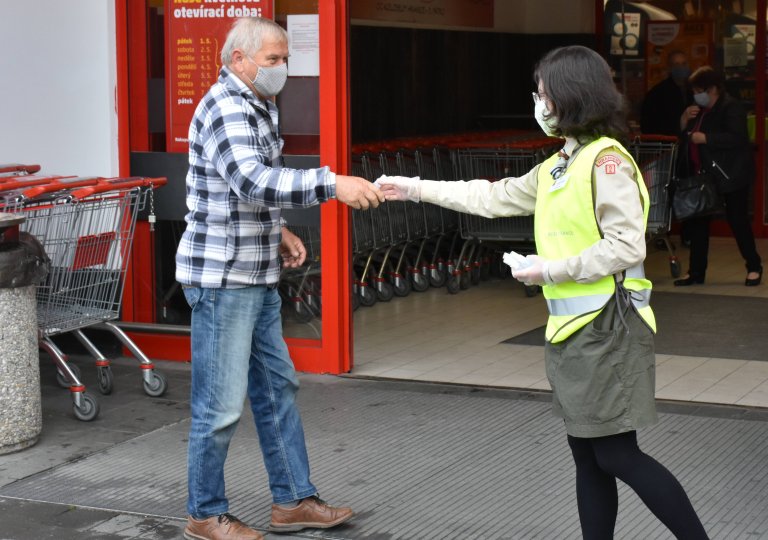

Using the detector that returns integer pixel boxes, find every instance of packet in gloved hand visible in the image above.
[502,250,534,272]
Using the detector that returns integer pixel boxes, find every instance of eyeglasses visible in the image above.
[532,91,548,103]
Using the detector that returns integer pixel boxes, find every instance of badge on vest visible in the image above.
[549,173,570,192]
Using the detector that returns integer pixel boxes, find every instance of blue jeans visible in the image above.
[183,285,317,519]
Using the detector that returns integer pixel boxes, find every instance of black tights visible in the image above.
[567,431,709,540]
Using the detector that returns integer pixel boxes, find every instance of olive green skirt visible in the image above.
[544,296,658,438]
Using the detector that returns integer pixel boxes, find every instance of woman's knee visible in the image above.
[591,431,642,475]
[568,435,597,466]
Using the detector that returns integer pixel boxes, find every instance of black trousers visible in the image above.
[685,184,762,279]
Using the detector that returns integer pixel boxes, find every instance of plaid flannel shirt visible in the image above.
[175,67,335,288]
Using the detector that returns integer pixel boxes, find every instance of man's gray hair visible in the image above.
[220,17,288,65]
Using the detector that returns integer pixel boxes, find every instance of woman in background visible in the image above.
[674,66,762,287]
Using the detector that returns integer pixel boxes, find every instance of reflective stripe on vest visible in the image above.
[534,137,656,343]
[546,279,651,317]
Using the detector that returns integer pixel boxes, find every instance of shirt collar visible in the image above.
[562,137,579,157]
[219,66,270,111]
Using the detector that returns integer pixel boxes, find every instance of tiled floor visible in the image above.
[351,235,768,408]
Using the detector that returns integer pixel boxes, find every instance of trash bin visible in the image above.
[0,213,49,455]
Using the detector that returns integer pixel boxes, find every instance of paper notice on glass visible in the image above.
[287,14,319,76]
[723,37,748,67]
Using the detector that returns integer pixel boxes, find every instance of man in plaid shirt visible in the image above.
[177,17,382,540]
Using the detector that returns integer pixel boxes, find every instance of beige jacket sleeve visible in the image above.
[419,165,539,217]
[547,146,646,284]
[419,146,646,285]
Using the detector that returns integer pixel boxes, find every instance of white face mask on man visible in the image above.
[534,98,558,137]
[249,60,288,97]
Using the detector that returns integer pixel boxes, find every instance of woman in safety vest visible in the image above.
[376,45,708,539]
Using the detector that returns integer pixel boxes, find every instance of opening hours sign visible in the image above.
[165,0,273,153]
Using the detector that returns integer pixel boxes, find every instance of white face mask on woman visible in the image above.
[534,98,558,137]
[693,91,711,108]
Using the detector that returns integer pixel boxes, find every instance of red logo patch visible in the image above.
[596,154,622,175]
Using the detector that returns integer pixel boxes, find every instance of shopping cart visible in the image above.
[351,153,386,307]
[0,176,168,421]
[279,224,321,323]
[350,152,405,304]
[626,135,680,277]
[0,163,41,176]
[453,138,561,295]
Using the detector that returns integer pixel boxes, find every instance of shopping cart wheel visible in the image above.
[446,275,460,294]
[56,363,82,389]
[143,371,168,397]
[73,393,100,422]
[293,302,315,324]
[359,286,377,307]
[670,258,681,278]
[411,272,429,293]
[459,272,471,290]
[524,285,539,297]
[429,270,446,288]
[376,282,395,302]
[393,277,411,297]
[96,366,114,395]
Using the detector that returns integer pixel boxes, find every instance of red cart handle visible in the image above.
[19,177,102,199]
[0,175,76,192]
[0,163,41,175]
[68,176,168,199]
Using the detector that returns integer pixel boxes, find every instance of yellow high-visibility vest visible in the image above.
[535,137,656,343]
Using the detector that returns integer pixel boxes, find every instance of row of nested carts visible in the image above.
[0,134,679,420]
[280,132,680,324]
[0,164,167,421]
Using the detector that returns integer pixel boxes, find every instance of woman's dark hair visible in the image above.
[534,45,629,143]
[688,66,725,92]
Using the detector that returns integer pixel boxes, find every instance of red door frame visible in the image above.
[755,0,767,237]
[115,0,353,373]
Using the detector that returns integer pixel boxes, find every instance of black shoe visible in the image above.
[674,276,704,286]
[746,267,762,287]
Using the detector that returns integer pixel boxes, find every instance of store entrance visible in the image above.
[345,0,768,386]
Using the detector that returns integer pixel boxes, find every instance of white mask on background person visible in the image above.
[693,91,711,108]
[534,98,558,136]
[252,62,288,97]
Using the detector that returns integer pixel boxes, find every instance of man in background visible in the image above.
[641,50,691,135]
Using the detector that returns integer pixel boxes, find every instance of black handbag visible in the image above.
[672,164,726,221]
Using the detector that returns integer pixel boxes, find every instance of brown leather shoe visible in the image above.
[184,513,263,540]
[269,496,354,532]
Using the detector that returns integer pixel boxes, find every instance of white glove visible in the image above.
[503,250,534,272]
[374,175,422,202]
[510,254,551,286]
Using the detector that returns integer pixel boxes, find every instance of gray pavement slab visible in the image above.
[1,355,768,539]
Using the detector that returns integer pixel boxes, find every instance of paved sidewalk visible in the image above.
[1,355,768,539]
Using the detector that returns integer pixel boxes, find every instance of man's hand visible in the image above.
[280,227,307,268]
[373,175,422,202]
[335,175,385,210]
